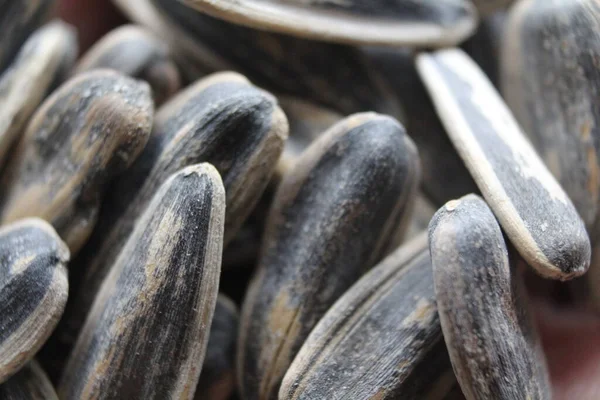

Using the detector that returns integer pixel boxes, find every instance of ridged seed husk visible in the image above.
[41,71,287,381]
[0,361,59,400]
[0,70,154,255]
[502,0,600,235]
[365,47,478,206]
[416,48,591,280]
[429,194,551,400]
[280,234,457,400]
[59,164,225,400]
[0,219,69,384]
[194,294,239,400]
[0,0,56,74]
[74,24,181,106]
[113,0,403,117]
[0,21,77,169]
[181,0,478,47]
[238,112,421,400]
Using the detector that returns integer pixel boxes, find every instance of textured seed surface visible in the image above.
[238,112,421,400]
[115,0,402,117]
[366,47,478,206]
[0,0,55,74]
[429,194,551,400]
[503,0,600,235]
[41,71,286,380]
[281,234,457,400]
[0,361,59,400]
[0,219,69,384]
[181,0,478,47]
[0,21,77,169]
[195,295,239,400]
[417,48,591,280]
[59,164,225,400]
[0,70,154,254]
[75,25,181,105]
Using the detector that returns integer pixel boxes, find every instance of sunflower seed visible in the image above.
[181,0,478,47]
[238,112,421,400]
[417,48,591,280]
[0,219,69,384]
[75,25,181,106]
[281,234,458,400]
[429,194,551,400]
[0,21,77,169]
[0,70,154,254]
[59,164,225,400]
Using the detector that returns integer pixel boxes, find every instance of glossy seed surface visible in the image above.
[429,194,551,400]
[0,70,154,254]
[238,112,421,400]
[0,0,55,73]
[0,21,77,169]
[115,0,402,117]
[281,234,457,400]
[195,295,239,400]
[417,48,591,280]
[0,219,69,384]
[181,0,477,47]
[0,361,59,400]
[59,164,225,400]
[75,25,181,105]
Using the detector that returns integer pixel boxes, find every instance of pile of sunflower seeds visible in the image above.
[0,0,597,399]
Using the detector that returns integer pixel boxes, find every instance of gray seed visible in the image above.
[429,194,551,400]
[0,361,59,400]
[280,234,457,400]
[59,163,225,400]
[0,0,55,74]
[0,219,69,384]
[416,48,591,280]
[0,70,154,255]
[0,21,77,169]
[114,0,403,117]
[43,71,286,381]
[194,295,239,400]
[238,112,421,400]
[180,0,478,47]
[75,24,181,106]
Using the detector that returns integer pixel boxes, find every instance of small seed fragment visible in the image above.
[114,0,403,117]
[429,194,551,400]
[0,21,77,169]
[0,0,56,73]
[0,219,69,384]
[416,48,591,280]
[59,164,225,400]
[0,361,59,400]
[238,112,421,400]
[281,234,457,400]
[195,295,239,400]
[181,0,478,47]
[0,70,154,255]
[75,25,181,105]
